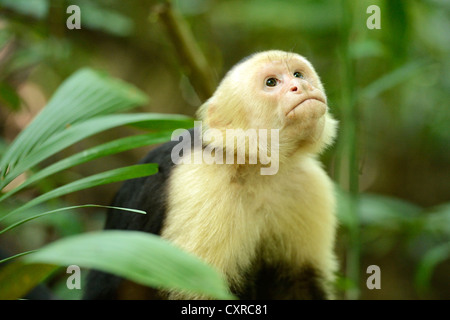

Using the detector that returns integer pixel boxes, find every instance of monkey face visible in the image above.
[256,56,327,124]
[240,52,331,148]
[199,50,337,154]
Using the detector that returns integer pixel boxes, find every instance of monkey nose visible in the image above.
[290,86,299,92]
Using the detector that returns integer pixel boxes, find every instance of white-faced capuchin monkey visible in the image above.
[83,50,339,300]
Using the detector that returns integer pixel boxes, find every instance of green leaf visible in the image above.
[0,204,145,235]
[0,0,49,19]
[0,113,191,189]
[358,193,422,226]
[0,131,175,203]
[0,82,21,111]
[336,190,422,228]
[77,0,134,37]
[415,242,450,294]
[129,118,195,131]
[422,202,450,236]
[360,61,428,100]
[0,68,148,178]
[0,260,57,300]
[1,163,157,222]
[0,250,37,264]
[24,231,234,299]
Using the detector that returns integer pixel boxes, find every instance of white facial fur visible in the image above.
[197,50,337,157]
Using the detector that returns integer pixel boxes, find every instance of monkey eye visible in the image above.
[265,78,278,87]
[293,71,304,79]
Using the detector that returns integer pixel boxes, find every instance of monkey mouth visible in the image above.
[286,96,326,116]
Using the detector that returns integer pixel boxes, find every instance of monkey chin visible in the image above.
[280,100,329,151]
[285,99,327,121]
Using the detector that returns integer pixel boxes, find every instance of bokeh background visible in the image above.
[0,0,448,299]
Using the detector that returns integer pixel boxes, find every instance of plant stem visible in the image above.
[153,0,216,102]
[337,0,360,300]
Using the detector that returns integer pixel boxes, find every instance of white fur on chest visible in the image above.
[161,152,337,288]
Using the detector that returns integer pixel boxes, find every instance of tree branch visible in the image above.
[153,1,216,102]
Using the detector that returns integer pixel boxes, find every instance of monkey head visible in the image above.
[198,50,338,157]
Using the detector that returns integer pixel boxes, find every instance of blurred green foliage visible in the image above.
[0,0,448,299]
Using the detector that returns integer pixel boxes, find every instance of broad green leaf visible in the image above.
[24,231,234,299]
[129,118,195,131]
[358,193,422,226]
[0,130,177,202]
[337,190,422,228]
[0,113,192,189]
[1,163,157,222]
[0,68,148,177]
